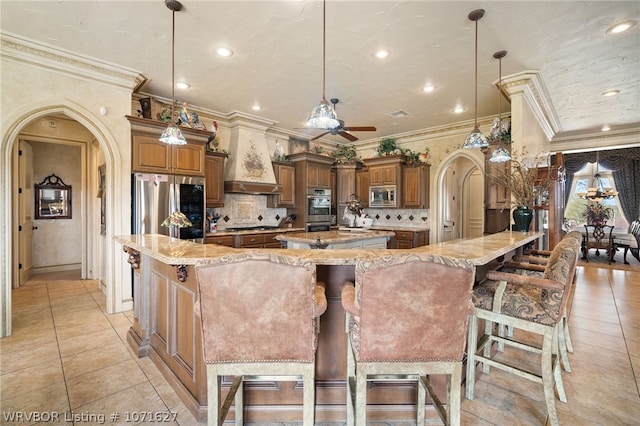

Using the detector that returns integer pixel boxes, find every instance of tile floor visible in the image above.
[1,263,639,425]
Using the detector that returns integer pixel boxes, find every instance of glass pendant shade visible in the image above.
[159,124,187,145]
[489,146,512,163]
[306,98,340,129]
[463,125,489,149]
[161,210,192,228]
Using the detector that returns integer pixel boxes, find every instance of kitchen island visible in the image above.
[116,231,542,423]
[275,229,395,249]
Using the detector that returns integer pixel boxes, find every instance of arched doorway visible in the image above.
[434,151,484,243]
[1,102,126,337]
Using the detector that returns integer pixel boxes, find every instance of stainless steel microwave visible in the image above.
[369,185,396,208]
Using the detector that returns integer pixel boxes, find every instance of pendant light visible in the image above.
[462,9,489,149]
[489,50,512,163]
[159,0,187,145]
[305,0,340,130]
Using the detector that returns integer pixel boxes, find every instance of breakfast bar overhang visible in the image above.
[116,231,542,423]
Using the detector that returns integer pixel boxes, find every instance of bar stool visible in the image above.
[195,252,327,426]
[341,253,475,426]
[507,230,583,372]
[466,235,581,426]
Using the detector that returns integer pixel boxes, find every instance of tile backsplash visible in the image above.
[208,194,430,231]
[207,194,287,230]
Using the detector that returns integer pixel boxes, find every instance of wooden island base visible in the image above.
[120,231,542,423]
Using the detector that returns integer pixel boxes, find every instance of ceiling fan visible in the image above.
[309,98,376,142]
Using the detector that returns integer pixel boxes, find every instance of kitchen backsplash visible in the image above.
[207,193,287,230]
[207,193,430,230]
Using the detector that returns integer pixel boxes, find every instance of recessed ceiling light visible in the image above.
[175,82,190,90]
[606,20,636,34]
[215,47,234,57]
[252,105,261,111]
[453,106,465,114]
[602,89,620,97]
[421,84,436,93]
[601,125,611,132]
[374,49,390,59]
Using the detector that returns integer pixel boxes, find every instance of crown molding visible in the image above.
[1,31,146,92]
[501,70,561,141]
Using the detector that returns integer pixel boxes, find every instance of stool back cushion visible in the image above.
[539,237,581,321]
[352,254,474,362]
[196,253,317,363]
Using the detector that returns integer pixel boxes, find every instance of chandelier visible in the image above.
[578,173,618,202]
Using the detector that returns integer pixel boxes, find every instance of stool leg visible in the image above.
[302,364,315,426]
[234,378,243,426]
[449,365,462,426]
[207,367,222,426]
[355,365,368,426]
[541,330,560,426]
[557,317,572,372]
[465,313,479,400]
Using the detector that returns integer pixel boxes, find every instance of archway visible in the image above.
[1,101,124,337]
[433,150,485,243]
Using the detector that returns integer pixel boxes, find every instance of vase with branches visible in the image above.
[489,150,548,231]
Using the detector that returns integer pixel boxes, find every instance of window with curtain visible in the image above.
[564,162,629,230]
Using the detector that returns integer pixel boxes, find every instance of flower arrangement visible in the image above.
[377,138,399,156]
[583,203,613,225]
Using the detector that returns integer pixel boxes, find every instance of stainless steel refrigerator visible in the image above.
[132,173,206,240]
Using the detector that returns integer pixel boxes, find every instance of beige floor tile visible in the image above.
[66,359,148,409]
[62,341,134,379]
[0,358,64,400]
[0,338,61,374]
[57,326,125,358]
[72,381,169,426]
[54,316,115,340]
[0,380,70,421]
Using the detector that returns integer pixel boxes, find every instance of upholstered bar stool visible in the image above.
[341,253,475,426]
[195,252,327,426]
[466,236,581,426]
[508,230,583,372]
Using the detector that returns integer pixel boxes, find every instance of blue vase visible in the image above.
[512,206,533,232]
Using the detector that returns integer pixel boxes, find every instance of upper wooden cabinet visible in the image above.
[307,161,331,188]
[356,168,370,208]
[365,155,404,186]
[402,164,430,209]
[128,116,207,176]
[267,162,296,208]
[205,152,227,208]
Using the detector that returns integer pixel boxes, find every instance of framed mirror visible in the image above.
[35,174,72,219]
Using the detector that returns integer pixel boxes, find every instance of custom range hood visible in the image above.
[223,112,282,195]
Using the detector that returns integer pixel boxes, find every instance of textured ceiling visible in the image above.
[1,1,639,143]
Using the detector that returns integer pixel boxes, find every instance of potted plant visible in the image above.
[377,137,399,156]
[583,203,613,226]
[331,144,359,164]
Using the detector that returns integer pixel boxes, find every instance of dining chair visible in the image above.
[341,253,475,426]
[466,235,581,426]
[195,252,327,426]
[583,224,615,264]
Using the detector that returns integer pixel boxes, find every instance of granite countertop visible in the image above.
[369,225,429,232]
[116,230,542,267]
[274,229,395,244]
[205,227,305,237]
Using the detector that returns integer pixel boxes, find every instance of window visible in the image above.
[565,163,628,230]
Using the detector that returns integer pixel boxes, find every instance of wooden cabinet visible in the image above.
[267,162,295,208]
[289,152,336,228]
[128,116,207,176]
[235,232,282,248]
[307,162,331,188]
[148,259,206,409]
[205,152,227,207]
[203,235,234,247]
[402,164,430,208]
[364,154,404,187]
[533,154,565,250]
[330,170,337,212]
[356,169,370,208]
[484,146,511,233]
[389,229,429,249]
